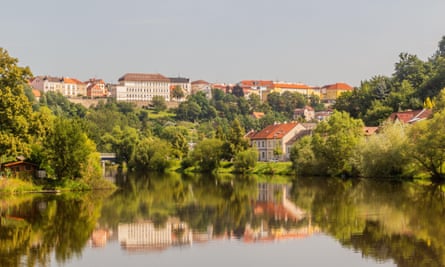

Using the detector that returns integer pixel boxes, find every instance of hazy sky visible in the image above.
[2,0,445,86]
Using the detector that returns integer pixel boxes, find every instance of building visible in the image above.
[1,160,37,179]
[62,77,84,97]
[85,78,107,98]
[320,82,353,102]
[272,82,320,98]
[30,76,63,94]
[247,122,305,161]
[169,77,191,101]
[115,73,171,102]
[387,109,432,124]
[293,106,315,121]
[191,80,210,94]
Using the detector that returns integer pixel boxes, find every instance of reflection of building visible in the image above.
[91,229,111,247]
[118,218,192,250]
[245,183,318,243]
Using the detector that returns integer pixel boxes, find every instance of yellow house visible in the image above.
[321,83,353,102]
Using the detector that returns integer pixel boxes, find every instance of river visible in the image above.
[1,173,444,267]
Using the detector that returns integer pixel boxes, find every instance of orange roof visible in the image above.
[249,122,299,140]
[252,112,265,119]
[273,82,312,89]
[240,80,274,88]
[191,80,210,85]
[32,89,41,98]
[63,77,84,84]
[322,82,353,90]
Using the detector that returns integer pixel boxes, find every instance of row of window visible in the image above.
[127,88,169,93]
[254,140,281,148]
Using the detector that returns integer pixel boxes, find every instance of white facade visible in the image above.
[116,73,172,102]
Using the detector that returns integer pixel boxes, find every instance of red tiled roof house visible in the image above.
[248,122,305,161]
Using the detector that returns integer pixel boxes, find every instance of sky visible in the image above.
[2,0,445,87]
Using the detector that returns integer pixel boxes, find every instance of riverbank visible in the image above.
[0,177,116,196]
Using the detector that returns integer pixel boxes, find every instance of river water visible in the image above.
[1,173,444,267]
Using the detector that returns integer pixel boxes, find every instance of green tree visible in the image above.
[44,117,97,180]
[358,121,410,178]
[152,95,167,111]
[408,110,445,181]
[233,148,258,173]
[0,48,34,159]
[160,125,189,158]
[312,111,364,177]
[132,137,172,172]
[171,85,185,101]
[189,138,223,172]
[290,136,317,176]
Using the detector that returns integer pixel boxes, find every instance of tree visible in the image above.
[0,48,34,159]
[171,85,185,101]
[408,110,445,181]
[189,138,223,172]
[311,111,364,177]
[358,121,410,178]
[233,148,258,173]
[44,117,97,180]
[152,95,167,112]
[290,136,317,176]
[231,84,244,97]
[160,126,189,158]
[132,137,172,172]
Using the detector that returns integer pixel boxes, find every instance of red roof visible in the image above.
[388,109,432,123]
[322,82,353,90]
[63,77,84,85]
[240,80,274,88]
[249,122,299,140]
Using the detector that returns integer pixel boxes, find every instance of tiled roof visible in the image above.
[322,82,353,90]
[364,127,379,136]
[43,76,62,83]
[389,109,432,124]
[191,80,209,85]
[63,77,84,84]
[118,73,170,82]
[249,122,299,140]
[240,80,274,88]
[273,82,312,89]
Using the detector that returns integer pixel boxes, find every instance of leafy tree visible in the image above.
[160,125,189,158]
[231,84,244,97]
[221,118,249,160]
[312,111,364,177]
[132,137,172,172]
[0,49,34,159]
[290,136,317,176]
[102,126,139,164]
[152,95,167,112]
[40,91,86,118]
[233,148,258,173]
[358,121,410,178]
[393,52,430,90]
[363,100,394,126]
[189,138,223,172]
[44,117,97,180]
[171,85,185,101]
[408,110,445,181]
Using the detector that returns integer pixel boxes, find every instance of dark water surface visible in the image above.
[2,173,445,267]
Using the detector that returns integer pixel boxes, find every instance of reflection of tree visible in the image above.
[289,177,445,266]
[0,192,108,267]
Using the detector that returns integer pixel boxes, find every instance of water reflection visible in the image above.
[2,175,445,266]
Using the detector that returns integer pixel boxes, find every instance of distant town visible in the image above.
[29,73,353,105]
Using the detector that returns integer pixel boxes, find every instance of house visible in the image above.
[284,123,316,158]
[86,78,107,98]
[293,106,315,121]
[1,160,37,179]
[272,82,320,99]
[248,122,305,161]
[321,82,353,102]
[114,73,171,102]
[388,109,432,124]
[30,75,63,94]
[191,80,211,94]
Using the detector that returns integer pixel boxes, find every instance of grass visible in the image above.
[0,178,41,195]
[148,110,176,119]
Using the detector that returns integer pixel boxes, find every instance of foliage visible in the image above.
[40,91,87,118]
[358,121,411,178]
[408,110,445,181]
[132,137,172,172]
[152,95,167,111]
[171,85,185,101]
[44,117,97,180]
[0,48,33,159]
[290,136,318,176]
[188,138,223,172]
[233,148,258,173]
[311,111,364,177]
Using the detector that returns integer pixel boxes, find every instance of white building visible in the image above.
[30,76,63,94]
[116,73,171,102]
[169,77,191,101]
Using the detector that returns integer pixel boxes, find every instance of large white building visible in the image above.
[115,73,171,102]
[31,76,85,97]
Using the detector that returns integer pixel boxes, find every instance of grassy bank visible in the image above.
[217,161,294,175]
